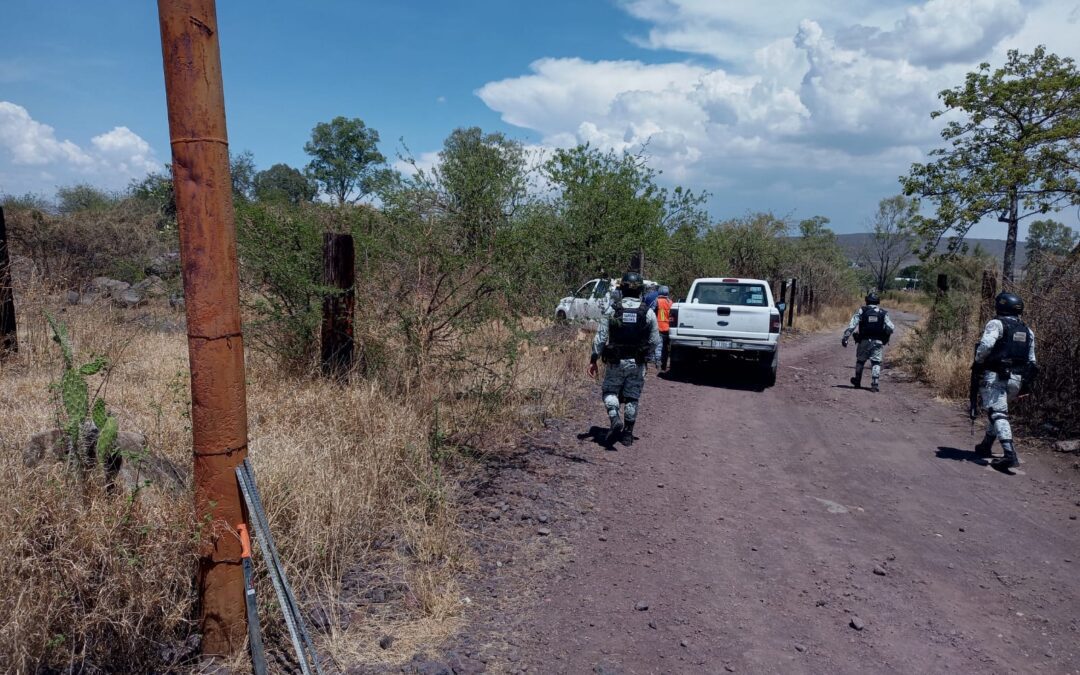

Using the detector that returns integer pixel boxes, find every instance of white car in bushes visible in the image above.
[555,277,657,322]
[668,277,786,385]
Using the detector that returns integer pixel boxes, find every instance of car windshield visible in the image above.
[593,281,611,298]
[576,281,598,299]
[691,282,767,306]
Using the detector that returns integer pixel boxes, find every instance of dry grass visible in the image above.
[0,275,582,672]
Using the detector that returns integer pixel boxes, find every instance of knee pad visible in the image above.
[989,411,1009,423]
[603,394,620,409]
[624,399,639,419]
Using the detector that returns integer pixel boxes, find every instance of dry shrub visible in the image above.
[786,300,858,334]
[3,200,171,286]
[1014,257,1080,435]
[0,270,583,671]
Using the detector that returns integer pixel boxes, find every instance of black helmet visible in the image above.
[620,271,643,298]
[865,291,880,305]
[994,292,1024,316]
[658,285,670,297]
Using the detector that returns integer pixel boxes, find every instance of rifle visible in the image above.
[968,363,982,436]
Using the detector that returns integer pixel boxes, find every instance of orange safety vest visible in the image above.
[656,296,672,332]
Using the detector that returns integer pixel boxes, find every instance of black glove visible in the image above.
[841,336,849,348]
[589,352,599,365]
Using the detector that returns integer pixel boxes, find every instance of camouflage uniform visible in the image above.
[593,297,661,440]
[974,318,1036,448]
[843,304,895,389]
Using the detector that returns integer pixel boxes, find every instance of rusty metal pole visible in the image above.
[0,206,17,357]
[320,232,356,378]
[157,0,249,656]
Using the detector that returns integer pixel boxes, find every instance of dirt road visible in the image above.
[474,316,1079,674]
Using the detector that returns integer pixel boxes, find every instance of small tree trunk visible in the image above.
[0,206,17,358]
[320,233,356,379]
[1001,187,1019,284]
[787,278,797,328]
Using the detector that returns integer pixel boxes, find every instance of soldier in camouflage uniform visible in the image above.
[842,291,895,392]
[972,292,1037,471]
[588,272,661,448]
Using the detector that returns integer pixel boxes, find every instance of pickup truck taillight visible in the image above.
[669,307,679,327]
[770,313,782,333]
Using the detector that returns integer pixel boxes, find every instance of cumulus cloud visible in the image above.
[0,101,159,195]
[836,0,1026,66]
[474,0,1080,226]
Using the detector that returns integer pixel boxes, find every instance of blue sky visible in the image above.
[2,0,1079,237]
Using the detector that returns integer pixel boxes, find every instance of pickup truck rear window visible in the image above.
[690,282,768,306]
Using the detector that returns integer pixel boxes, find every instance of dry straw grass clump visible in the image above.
[0,273,582,671]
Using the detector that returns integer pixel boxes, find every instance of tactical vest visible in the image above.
[985,316,1032,371]
[603,301,650,363]
[858,305,890,341]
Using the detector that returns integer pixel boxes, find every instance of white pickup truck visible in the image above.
[668,277,786,386]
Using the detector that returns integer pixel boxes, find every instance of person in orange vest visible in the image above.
[654,285,673,371]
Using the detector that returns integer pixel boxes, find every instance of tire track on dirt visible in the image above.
[505,317,1080,674]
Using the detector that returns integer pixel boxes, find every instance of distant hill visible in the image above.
[832,233,1027,269]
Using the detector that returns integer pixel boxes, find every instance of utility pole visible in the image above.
[320,233,356,379]
[158,0,250,656]
[0,206,17,357]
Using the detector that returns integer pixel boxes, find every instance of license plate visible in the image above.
[711,340,732,349]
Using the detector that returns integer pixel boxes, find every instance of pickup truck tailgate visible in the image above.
[676,304,771,338]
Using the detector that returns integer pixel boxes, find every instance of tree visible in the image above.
[901,46,1080,282]
[253,163,317,204]
[436,127,527,250]
[860,195,917,292]
[304,117,387,205]
[544,144,671,283]
[56,184,118,214]
[230,150,257,202]
[1025,219,1077,258]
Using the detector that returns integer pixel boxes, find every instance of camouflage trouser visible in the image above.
[602,359,646,424]
[855,339,885,381]
[981,371,1022,443]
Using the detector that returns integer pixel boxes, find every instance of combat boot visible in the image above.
[621,421,635,447]
[991,440,1020,470]
[850,376,862,388]
[605,419,624,448]
[870,378,880,393]
[974,435,995,458]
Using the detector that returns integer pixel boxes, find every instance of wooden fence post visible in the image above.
[787,277,797,328]
[321,233,356,378]
[0,205,18,357]
[779,279,789,310]
[979,269,997,328]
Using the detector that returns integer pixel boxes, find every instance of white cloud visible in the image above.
[836,0,1026,66]
[473,0,1080,228]
[0,101,159,195]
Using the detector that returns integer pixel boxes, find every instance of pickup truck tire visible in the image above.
[555,310,568,324]
[760,350,778,387]
[668,345,690,375]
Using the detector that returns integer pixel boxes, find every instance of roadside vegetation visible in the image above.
[1,44,1076,671]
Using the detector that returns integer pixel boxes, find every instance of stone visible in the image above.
[378,634,394,649]
[65,290,80,305]
[794,644,806,653]
[309,605,332,633]
[133,274,168,297]
[537,528,551,536]
[115,288,145,309]
[850,616,866,631]
[147,252,180,277]
[634,601,649,611]
[1053,440,1080,454]
[872,566,887,576]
